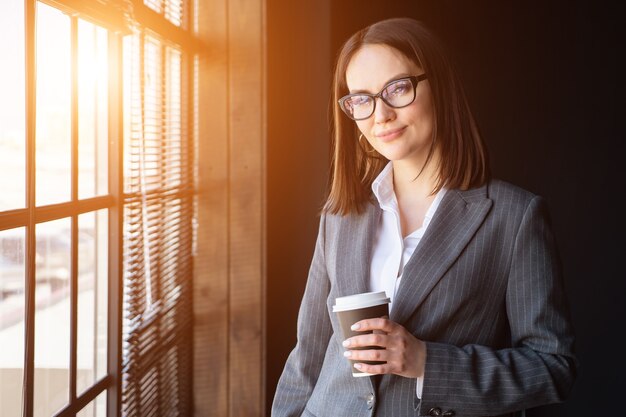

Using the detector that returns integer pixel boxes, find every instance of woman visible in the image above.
[272,17,576,417]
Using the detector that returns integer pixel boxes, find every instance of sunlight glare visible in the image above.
[35,2,71,206]
[78,19,109,199]
[0,0,26,212]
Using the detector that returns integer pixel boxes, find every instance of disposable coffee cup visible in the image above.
[333,291,391,377]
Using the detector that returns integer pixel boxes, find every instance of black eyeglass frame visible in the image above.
[338,74,428,121]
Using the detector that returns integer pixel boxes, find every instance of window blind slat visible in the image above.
[122,29,192,417]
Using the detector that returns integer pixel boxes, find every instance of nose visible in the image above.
[373,97,395,124]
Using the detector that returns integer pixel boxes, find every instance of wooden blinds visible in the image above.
[121,30,193,417]
[143,0,184,27]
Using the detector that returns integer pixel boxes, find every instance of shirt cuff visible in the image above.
[415,375,424,399]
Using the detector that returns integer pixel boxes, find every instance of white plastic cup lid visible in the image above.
[332,291,390,312]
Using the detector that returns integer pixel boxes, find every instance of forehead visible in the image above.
[345,44,420,93]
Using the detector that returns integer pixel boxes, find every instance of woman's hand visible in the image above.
[342,318,426,378]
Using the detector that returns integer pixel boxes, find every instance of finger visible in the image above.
[351,317,397,333]
[344,348,388,362]
[354,362,389,375]
[343,332,388,348]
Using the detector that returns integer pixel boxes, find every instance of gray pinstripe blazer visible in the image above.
[272,180,577,417]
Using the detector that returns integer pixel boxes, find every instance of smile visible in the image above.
[374,126,407,142]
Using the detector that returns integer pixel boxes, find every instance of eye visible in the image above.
[348,95,371,108]
[385,80,411,97]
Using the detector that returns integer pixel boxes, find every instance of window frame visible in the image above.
[1,0,267,415]
[0,1,201,416]
[17,1,123,416]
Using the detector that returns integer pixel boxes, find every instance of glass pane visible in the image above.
[0,0,26,211]
[143,37,163,193]
[144,0,163,14]
[77,210,108,394]
[34,218,71,416]
[76,390,106,417]
[166,46,182,188]
[164,0,183,27]
[78,19,109,199]
[123,33,140,195]
[36,2,71,206]
[0,228,25,417]
[144,0,183,27]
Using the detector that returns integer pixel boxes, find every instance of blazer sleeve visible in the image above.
[419,196,578,416]
[272,214,334,417]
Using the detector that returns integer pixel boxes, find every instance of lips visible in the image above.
[374,126,407,142]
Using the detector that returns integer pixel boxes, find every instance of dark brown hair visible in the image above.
[324,17,490,215]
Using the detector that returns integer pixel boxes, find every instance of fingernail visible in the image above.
[343,351,351,358]
[342,340,350,347]
[354,363,362,370]
[351,323,361,330]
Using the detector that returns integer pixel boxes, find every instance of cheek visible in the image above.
[408,100,434,131]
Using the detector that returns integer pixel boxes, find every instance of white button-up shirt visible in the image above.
[369,161,447,399]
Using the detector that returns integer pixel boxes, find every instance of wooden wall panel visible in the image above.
[193,0,230,415]
[193,0,266,416]
[228,0,265,414]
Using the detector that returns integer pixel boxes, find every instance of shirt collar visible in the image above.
[371,161,447,222]
[371,162,395,209]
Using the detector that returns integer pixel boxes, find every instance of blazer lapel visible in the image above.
[333,202,382,298]
[390,185,493,325]
[331,203,382,394]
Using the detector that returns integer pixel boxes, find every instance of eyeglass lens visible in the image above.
[343,78,415,120]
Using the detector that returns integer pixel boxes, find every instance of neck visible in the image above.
[391,150,441,200]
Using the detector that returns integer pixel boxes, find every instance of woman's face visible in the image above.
[345,44,435,165]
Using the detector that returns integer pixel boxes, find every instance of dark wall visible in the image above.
[267,1,625,415]
[266,0,331,413]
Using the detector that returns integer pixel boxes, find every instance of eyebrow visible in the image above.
[348,73,412,94]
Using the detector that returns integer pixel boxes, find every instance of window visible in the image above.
[0,0,197,415]
[2,0,267,415]
[1,1,116,415]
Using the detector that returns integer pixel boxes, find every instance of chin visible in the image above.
[376,142,431,164]
[375,148,412,162]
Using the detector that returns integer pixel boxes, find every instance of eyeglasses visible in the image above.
[338,74,428,121]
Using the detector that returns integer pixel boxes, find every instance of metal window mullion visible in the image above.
[107,30,124,417]
[0,209,29,230]
[52,375,111,417]
[69,14,79,407]
[34,196,114,224]
[23,0,37,416]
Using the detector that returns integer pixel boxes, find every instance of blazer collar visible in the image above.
[390,184,493,324]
